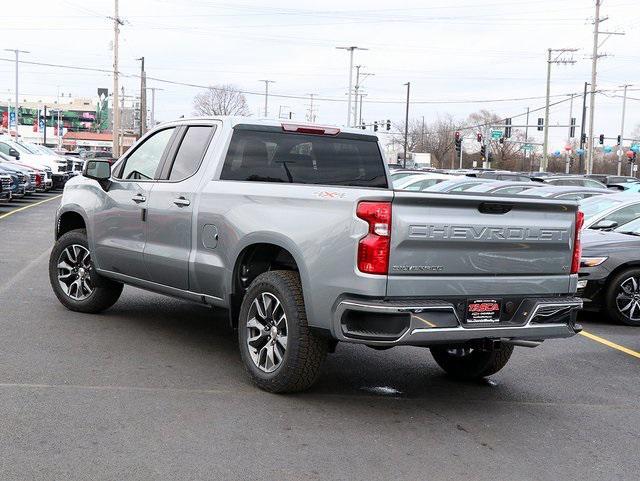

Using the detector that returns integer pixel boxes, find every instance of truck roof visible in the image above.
[162,116,376,137]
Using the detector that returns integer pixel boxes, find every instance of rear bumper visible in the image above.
[332,296,582,347]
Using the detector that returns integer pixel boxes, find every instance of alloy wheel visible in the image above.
[615,276,640,322]
[57,244,93,301]
[246,292,288,373]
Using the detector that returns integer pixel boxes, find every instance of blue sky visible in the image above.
[2,0,639,149]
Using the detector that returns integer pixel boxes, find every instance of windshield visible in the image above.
[579,196,623,221]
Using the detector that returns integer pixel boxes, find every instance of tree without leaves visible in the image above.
[193,84,250,116]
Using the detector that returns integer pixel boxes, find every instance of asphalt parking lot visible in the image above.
[0,194,639,481]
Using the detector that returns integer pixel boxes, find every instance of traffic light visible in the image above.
[361,122,366,130]
[499,137,504,144]
[454,131,461,144]
[373,121,378,132]
[480,145,486,160]
[488,152,494,163]
[581,133,587,145]
[537,118,544,131]
[617,135,621,145]
[627,151,637,163]
[599,134,605,145]
[386,120,391,131]
[505,118,512,138]
[476,132,482,142]
[570,118,576,138]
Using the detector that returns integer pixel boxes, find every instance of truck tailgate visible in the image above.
[387,191,578,297]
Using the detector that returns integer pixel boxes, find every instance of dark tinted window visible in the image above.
[220,130,387,188]
[169,126,214,181]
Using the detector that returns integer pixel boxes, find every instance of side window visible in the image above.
[0,143,9,155]
[603,204,640,227]
[585,179,604,188]
[168,126,214,181]
[119,128,175,180]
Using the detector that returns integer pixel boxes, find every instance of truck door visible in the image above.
[91,127,177,280]
[143,123,217,290]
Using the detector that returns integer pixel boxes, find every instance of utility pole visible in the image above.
[137,57,146,136]
[358,93,367,126]
[306,94,317,123]
[403,82,410,168]
[578,82,589,174]
[565,94,574,173]
[524,107,530,172]
[617,84,631,176]
[146,87,164,129]
[586,0,625,174]
[352,65,374,126]
[259,80,275,117]
[110,0,123,156]
[542,48,577,172]
[4,49,29,137]
[120,86,125,152]
[336,46,367,127]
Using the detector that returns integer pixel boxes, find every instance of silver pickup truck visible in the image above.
[49,118,583,392]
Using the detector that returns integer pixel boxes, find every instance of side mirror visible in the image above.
[83,160,111,190]
[591,219,618,231]
[8,148,19,160]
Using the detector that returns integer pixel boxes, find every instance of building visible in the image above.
[0,89,143,148]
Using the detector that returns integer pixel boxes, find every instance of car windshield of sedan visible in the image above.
[579,197,623,221]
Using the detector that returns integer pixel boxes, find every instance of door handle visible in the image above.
[132,193,146,203]
[173,196,191,207]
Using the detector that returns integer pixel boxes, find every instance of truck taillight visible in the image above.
[571,210,584,274]
[356,201,392,275]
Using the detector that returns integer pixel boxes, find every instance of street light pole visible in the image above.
[146,87,164,129]
[542,48,577,172]
[336,46,367,127]
[403,82,410,168]
[4,49,29,137]
[259,80,275,117]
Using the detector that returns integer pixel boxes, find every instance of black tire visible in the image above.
[49,229,123,313]
[605,267,640,326]
[430,344,514,380]
[238,270,328,393]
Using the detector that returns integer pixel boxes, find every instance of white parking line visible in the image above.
[0,194,61,220]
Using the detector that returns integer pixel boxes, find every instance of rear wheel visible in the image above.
[49,229,123,313]
[430,344,514,380]
[238,270,328,393]
[605,267,640,326]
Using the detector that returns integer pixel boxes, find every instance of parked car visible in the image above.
[586,174,639,185]
[518,185,612,201]
[0,167,24,199]
[393,173,454,191]
[579,193,640,230]
[0,152,37,194]
[537,175,607,189]
[464,181,540,195]
[423,176,495,192]
[468,170,533,182]
[0,174,11,201]
[49,118,584,393]
[0,137,64,189]
[607,182,640,193]
[82,150,116,165]
[389,169,420,183]
[578,219,640,326]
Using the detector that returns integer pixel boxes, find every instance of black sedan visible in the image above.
[579,218,640,326]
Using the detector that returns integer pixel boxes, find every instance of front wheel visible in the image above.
[238,270,328,393]
[605,267,640,326]
[49,229,123,313]
[430,344,514,380]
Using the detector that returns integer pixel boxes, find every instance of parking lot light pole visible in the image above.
[336,46,367,127]
[403,82,410,168]
[617,84,631,176]
[4,49,29,137]
[146,87,164,129]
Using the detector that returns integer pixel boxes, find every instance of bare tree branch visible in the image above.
[193,84,251,116]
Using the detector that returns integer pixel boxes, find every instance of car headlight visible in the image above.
[580,256,608,267]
